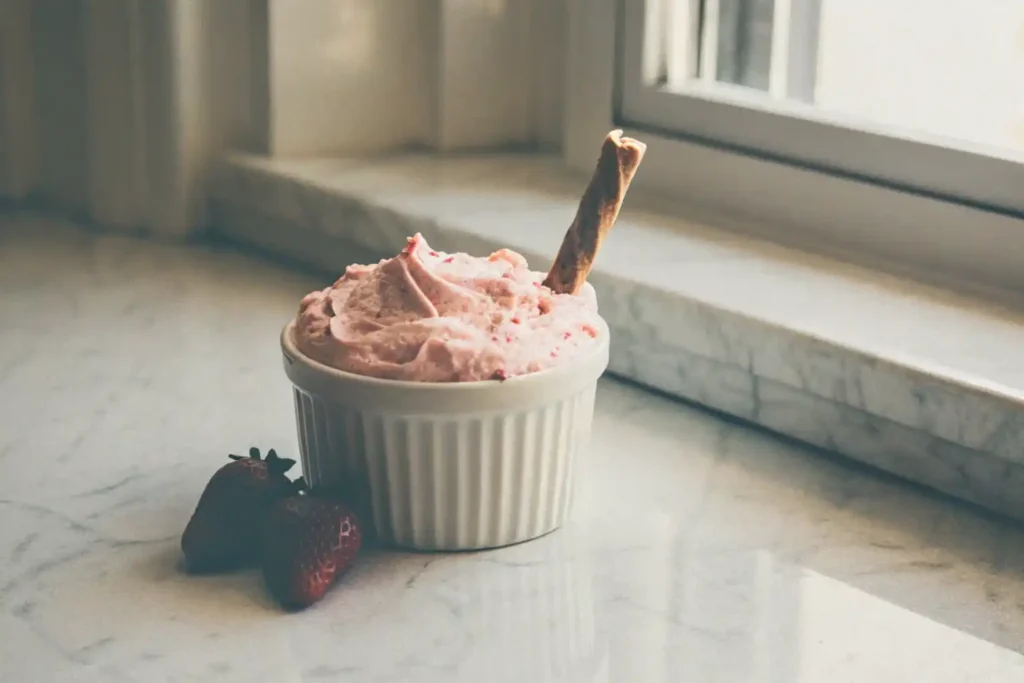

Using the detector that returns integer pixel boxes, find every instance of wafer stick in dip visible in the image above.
[542,130,647,295]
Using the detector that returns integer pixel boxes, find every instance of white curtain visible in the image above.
[0,0,563,237]
[0,0,265,238]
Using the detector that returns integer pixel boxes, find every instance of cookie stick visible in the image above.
[542,130,647,295]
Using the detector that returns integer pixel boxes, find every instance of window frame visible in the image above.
[563,0,1024,299]
[619,0,1024,215]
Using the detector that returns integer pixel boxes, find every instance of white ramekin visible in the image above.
[280,321,610,551]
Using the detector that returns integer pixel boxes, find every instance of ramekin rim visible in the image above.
[280,318,610,392]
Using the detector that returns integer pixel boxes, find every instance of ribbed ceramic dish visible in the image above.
[280,320,610,551]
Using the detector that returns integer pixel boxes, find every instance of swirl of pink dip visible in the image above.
[293,234,606,382]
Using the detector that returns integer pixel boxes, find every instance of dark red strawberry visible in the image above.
[181,447,297,573]
[261,487,362,610]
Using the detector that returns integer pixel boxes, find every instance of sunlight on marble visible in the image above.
[794,570,1024,682]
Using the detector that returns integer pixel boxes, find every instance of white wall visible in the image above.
[265,0,563,156]
[267,0,435,156]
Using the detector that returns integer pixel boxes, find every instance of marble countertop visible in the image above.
[4,212,1024,682]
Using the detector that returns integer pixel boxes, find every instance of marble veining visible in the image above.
[5,212,1024,681]
[207,153,1024,522]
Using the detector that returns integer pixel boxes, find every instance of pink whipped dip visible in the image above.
[293,234,606,382]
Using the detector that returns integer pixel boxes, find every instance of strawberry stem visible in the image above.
[226,447,295,474]
[265,449,297,477]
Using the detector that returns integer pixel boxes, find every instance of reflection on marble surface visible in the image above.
[208,154,1024,523]
[5,212,1024,682]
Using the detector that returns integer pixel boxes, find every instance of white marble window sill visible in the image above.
[208,152,1024,522]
